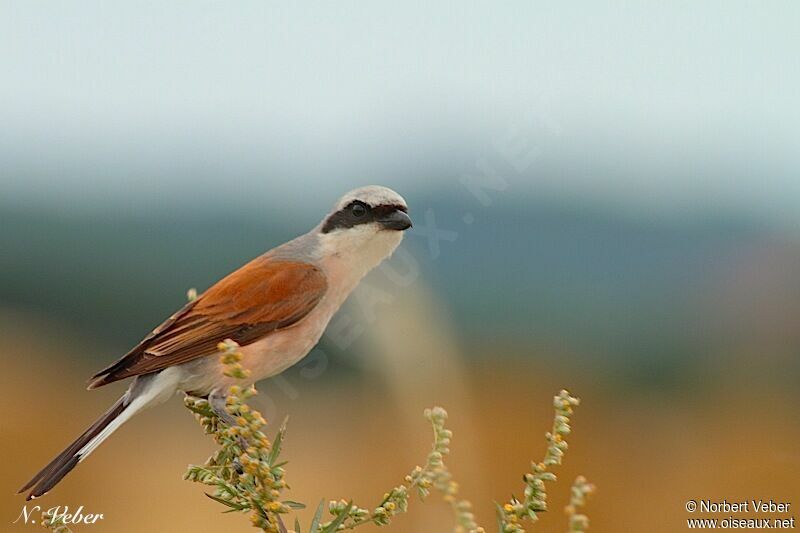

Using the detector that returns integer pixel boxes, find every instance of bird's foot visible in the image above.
[208,389,250,452]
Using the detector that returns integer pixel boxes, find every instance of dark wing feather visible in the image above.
[88,258,327,388]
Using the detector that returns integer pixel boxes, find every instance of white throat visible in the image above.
[317,228,404,298]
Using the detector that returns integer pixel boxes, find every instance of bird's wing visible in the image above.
[88,257,328,388]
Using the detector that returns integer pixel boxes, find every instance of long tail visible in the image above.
[18,371,178,500]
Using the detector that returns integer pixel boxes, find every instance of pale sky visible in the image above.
[1,1,798,223]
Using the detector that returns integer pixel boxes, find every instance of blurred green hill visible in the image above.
[3,193,796,392]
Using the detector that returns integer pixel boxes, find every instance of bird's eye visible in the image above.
[351,203,367,218]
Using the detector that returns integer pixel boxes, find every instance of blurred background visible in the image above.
[2,2,799,531]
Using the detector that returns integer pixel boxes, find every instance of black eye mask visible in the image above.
[321,201,407,233]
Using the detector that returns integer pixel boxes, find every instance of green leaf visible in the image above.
[309,499,326,532]
[268,416,290,466]
[294,517,302,533]
[321,501,353,533]
[495,501,513,531]
[283,500,306,510]
[204,492,248,511]
[214,480,243,500]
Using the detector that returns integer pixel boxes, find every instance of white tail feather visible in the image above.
[77,367,181,461]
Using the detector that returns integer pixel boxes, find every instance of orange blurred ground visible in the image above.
[2,308,799,532]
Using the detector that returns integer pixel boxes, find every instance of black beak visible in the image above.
[379,209,412,231]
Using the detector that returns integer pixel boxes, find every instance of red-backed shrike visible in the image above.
[20,185,412,500]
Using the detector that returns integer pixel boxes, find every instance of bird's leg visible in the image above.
[208,388,238,427]
[208,389,249,459]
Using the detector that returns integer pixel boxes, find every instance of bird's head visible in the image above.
[317,185,412,264]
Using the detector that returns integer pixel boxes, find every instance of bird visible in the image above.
[19,185,412,500]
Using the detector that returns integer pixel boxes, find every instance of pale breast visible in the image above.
[175,240,395,395]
